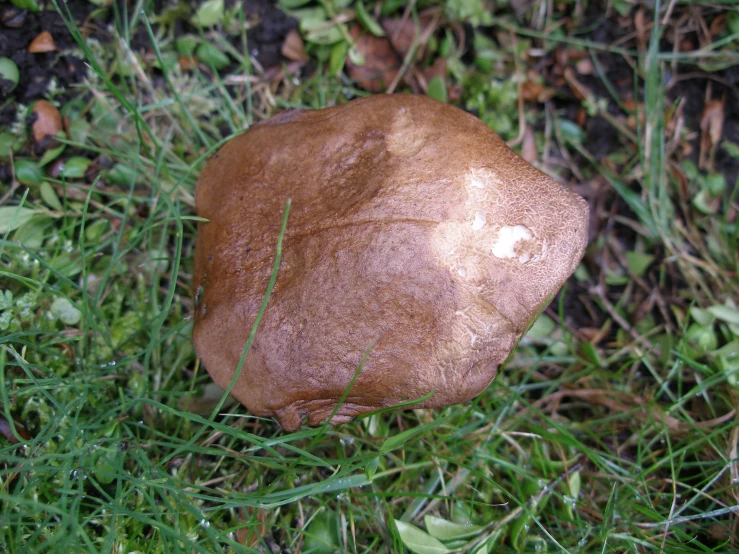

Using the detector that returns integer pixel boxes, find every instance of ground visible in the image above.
[0,0,738,552]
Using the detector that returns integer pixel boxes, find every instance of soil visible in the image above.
[242,0,298,70]
[0,1,91,126]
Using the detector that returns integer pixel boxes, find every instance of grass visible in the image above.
[1,0,739,552]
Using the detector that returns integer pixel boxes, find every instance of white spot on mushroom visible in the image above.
[472,212,486,230]
[492,225,533,260]
[470,177,485,189]
[457,266,467,278]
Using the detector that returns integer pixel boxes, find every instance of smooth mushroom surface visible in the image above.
[193,94,588,431]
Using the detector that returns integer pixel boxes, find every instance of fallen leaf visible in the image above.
[346,25,400,92]
[709,14,726,37]
[421,57,446,82]
[31,100,63,143]
[381,15,432,58]
[29,31,57,53]
[699,97,725,171]
[521,80,555,103]
[281,28,309,63]
[0,415,31,444]
[236,507,268,547]
[178,56,198,71]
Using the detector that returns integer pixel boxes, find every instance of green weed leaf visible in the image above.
[50,297,82,326]
[356,1,385,37]
[707,305,739,326]
[0,206,36,234]
[191,0,224,27]
[423,515,483,540]
[395,521,451,554]
[427,76,448,103]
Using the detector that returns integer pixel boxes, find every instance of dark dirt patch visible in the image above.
[0,1,91,126]
[242,0,299,70]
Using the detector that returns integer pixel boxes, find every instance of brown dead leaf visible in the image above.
[29,31,57,53]
[236,507,268,547]
[421,57,446,82]
[281,29,309,63]
[699,97,725,172]
[381,15,432,58]
[448,82,462,103]
[521,124,537,163]
[0,415,31,444]
[346,25,400,93]
[31,100,63,143]
[521,80,556,103]
[178,56,197,71]
[709,14,726,37]
[578,326,609,345]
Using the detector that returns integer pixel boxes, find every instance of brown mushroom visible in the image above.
[193,94,588,431]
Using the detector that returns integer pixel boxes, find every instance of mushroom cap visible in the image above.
[193,94,588,431]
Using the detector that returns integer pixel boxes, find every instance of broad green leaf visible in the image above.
[40,182,63,211]
[38,136,66,167]
[294,7,328,31]
[11,0,40,11]
[690,306,715,327]
[625,251,654,277]
[0,132,20,158]
[472,542,490,554]
[85,219,109,242]
[67,119,90,144]
[50,297,82,326]
[707,305,739,326]
[0,290,13,311]
[0,57,20,92]
[510,509,531,553]
[723,140,739,160]
[279,0,313,8]
[559,119,584,142]
[356,1,385,37]
[176,36,198,56]
[14,160,44,185]
[191,0,224,27]
[525,314,556,340]
[380,425,426,453]
[702,172,726,196]
[685,323,718,354]
[365,456,379,480]
[728,11,739,35]
[0,206,36,234]
[427,76,448,103]
[306,25,343,45]
[107,163,139,186]
[423,515,483,540]
[14,216,51,249]
[59,156,91,179]
[329,40,350,75]
[568,470,582,498]
[196,43,230,69]
[304,511,340,554]
[714,339,739,386]
[693,189,719,215]
[395,521,450,554]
